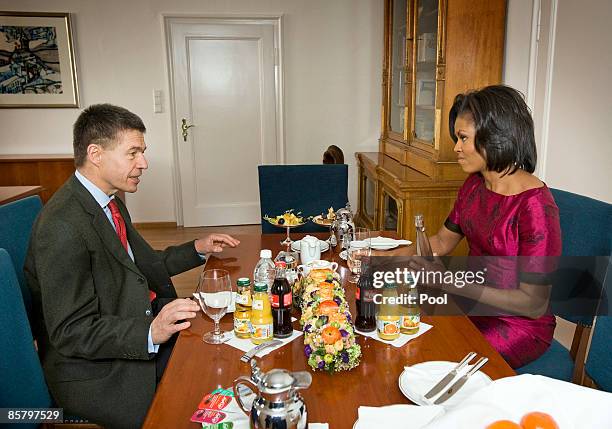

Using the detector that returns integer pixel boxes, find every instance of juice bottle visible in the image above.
[401,285,420,335]
[250,282,273,344]
[376,282,401,341]
[233,277,252,339]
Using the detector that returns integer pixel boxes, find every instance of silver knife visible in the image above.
[433,357,489,404]
[424,352,477,399]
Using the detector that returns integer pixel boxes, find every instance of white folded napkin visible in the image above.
[308,424,329,429]
[422,374,612,429]
[401,361,490,407]
[224,329,303,356]
[355,322,433,347]
[357,404,444,429]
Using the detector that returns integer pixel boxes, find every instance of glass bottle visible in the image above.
[233,277,252,339]
[415,214,434,260]
[271,261,293,338]
[376,282,401,341]
[401,280,420,335]
[250,282,273,344]
[355,265,376,332]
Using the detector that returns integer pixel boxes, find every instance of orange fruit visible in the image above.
[383,323,399,334]
[318,300,339,316]
[329,312,347,323]
[310,269,332,282]
[486,421,522,429]
[321,326,342,344]
[520,412,559,429]
[318,282,334,300]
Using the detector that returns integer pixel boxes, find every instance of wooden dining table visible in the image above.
[142,231,515,428]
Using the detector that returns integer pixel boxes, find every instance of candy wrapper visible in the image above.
[299,269,361,372]
[191,387,250,428]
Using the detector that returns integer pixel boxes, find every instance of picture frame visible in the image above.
[0,12,79,108]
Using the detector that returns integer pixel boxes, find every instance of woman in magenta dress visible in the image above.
[427,85,561,368]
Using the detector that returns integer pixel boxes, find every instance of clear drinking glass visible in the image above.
[195,268,233,344]
[347,227,371,283]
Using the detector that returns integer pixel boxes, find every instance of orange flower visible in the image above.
[321,326,342,344]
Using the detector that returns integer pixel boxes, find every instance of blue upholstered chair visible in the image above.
[584,255,612,391]
[0,195,43,313]
[517,189,612,382]
[0,249,51,428]
[258,164,348,233]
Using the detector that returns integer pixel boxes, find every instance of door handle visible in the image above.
[181,118,195,142]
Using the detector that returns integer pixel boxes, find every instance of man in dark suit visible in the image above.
[24,104,240,429]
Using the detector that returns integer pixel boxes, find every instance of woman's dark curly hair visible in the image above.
[449,85,537,175]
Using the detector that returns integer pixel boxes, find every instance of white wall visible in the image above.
[543,0,612,202]
[0,0,383,222]
[502,0,534,98]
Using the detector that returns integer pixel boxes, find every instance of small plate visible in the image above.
[312,215,334,226]
[399,361,492,409]
[291,239,330,253]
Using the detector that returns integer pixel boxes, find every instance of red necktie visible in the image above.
[108,199,156,302]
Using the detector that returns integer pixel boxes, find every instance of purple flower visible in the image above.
[340,329,349,337]
[318,360,325,369]
[304,324,312,333]
[341,351,349,363]
[304,345,312,357]
[310,291,317,299]
[333,297,342,305]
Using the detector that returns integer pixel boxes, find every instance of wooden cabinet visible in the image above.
[0,154,75,203]
[356,0,506,250]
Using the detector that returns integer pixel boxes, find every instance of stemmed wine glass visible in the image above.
[195,269,233,344]
[347,227,371,283]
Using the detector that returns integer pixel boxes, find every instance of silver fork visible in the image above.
[240,339,283,363]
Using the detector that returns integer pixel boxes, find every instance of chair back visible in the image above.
[323,145,345,164]
[258,164,348,233]
[550,189,612,326]
[0,195,43,312]
[0,249,52,422]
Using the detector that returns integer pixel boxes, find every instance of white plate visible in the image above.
[291,239,330,253]
[399,361,492,409]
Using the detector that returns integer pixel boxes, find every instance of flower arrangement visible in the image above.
[299,269,361,372]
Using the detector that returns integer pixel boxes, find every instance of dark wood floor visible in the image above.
[136,224,260,297]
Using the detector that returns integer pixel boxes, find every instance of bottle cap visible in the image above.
[253,282,268,292]
[236,277,251,286]
[260,249,272,259]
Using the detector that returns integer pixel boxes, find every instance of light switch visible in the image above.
[153,90,163,113]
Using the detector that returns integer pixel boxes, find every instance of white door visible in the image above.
[167,18,282,226]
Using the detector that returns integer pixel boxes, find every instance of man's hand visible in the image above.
[150,298,200,344]
[195,234,240,254]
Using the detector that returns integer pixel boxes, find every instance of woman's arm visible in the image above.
[429,225,464,256]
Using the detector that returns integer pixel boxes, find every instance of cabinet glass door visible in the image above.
[389,0,407,135]
[363,174,376,223]
[413,0,438,143]
[382,190,401,233]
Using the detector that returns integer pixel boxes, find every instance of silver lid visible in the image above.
[260,369,295,394]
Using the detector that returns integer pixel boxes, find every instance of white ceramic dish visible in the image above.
[291,239,330,253]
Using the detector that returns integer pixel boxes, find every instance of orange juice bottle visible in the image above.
[250,282,273,344]
[377,282,401,341]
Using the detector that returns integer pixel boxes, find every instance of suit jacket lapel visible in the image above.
[69,176,143,276]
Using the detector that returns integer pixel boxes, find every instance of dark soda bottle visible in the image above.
[355,265,376,332]
[271,261,293,338]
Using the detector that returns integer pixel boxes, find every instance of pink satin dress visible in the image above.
[446,174,562,368]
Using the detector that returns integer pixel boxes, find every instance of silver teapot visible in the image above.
[233,360,312,429]
[332,203,355,250]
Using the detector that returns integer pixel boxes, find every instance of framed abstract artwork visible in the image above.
[0,12,79,108]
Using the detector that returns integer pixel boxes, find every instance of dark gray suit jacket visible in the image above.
[25,175,204,429]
